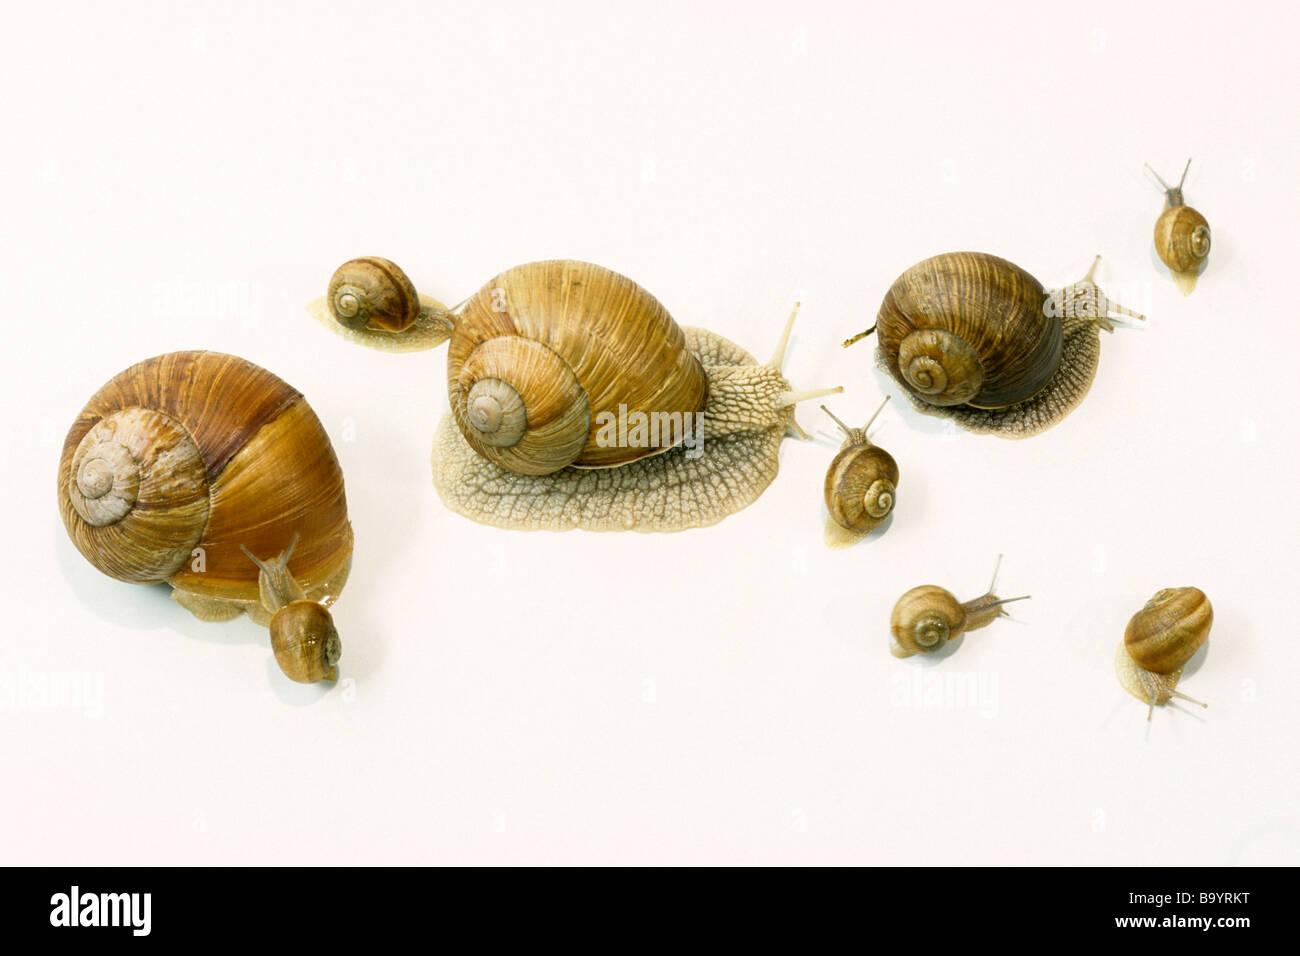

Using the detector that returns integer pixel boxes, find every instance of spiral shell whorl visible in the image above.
[891,585,965,656]
[445,260,710,473]
[876,253,1062,410]
[1155,206,1212,273]
[1124,586,1212,674]
[464,379,528,447]
[327,257,420,333]
[825,444,899,533]
[897,329,984,406]
[69,438,140,526]
[451,335,591,475]
[864,479,895,519]
[60,407,211,583]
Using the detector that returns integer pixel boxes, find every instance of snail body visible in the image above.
[1147,159,1210,295]
[1115,586,1211,719]
[58,351,352,683]
[844,252,1143,438]
[889,558,1028,658]
[311,258,841,532]
[821,398,898,547]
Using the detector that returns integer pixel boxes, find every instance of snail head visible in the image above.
[1144,158,1192,209]
[708,302,843,440]
[1046,256,1145,333]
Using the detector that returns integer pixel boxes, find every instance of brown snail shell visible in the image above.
[1116,586,1212,720]
[846,253,1143,438]
[821,398,897,544]
[1124,586,1212,673]
[446,261,711,475]
[877,252,1063,410]
[58,351,352,683]
[889,558,1029,658]
[270,601,341,683]
[1147,159,1211,295]
[328,257,421,333]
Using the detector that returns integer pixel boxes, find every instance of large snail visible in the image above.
[889,557,1029,658]
[1146,159,1211,295]
[820,397,898,548]
[57,351,353,684]
[843,252,1143,438]
[309,258,841,532]
[1115,587,1211,720]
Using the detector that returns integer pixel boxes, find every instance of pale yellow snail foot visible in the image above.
[1172,270,1199,296]
[171,589,246,623]
[1113,642,1208,720]
[431,327,801,533]
[889,636,913,659]
[823,517,869,550]
[307,293,451,353]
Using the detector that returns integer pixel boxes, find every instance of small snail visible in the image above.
[1114,587,1211,720]
[889,557,1029,658]
[309,258,842,532]
[820,397,898,547]
[1146,159,1211,295]
[57,351,352,684]
[843,252,1143,438]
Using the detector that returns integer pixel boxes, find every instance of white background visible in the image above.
[2,0,1297,865]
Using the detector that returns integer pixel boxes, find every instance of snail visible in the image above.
[820,397,898,548]
[1146,159,1211,295]
[57,351,353,684]
[1114,587,1211,720]
[889,557,1029,658]
[843,252,1144,438]
[308,258,842,532]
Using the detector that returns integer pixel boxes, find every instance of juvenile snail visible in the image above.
[1114,586,1211,720]
[889,557,1029,658]
[821,397,898,547]
[843,252,1143,437]
[57,351,352,684]
[309,258,842,532]
[1146,159,1211,295]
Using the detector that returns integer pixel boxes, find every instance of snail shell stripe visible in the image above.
[1124,586,1212,673]
[62,407,210,582]
[1155,206,1212,273]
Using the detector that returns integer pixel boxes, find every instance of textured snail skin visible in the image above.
[431,327,800,532]
[870,252,1139,438]
[58,352,352,680]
